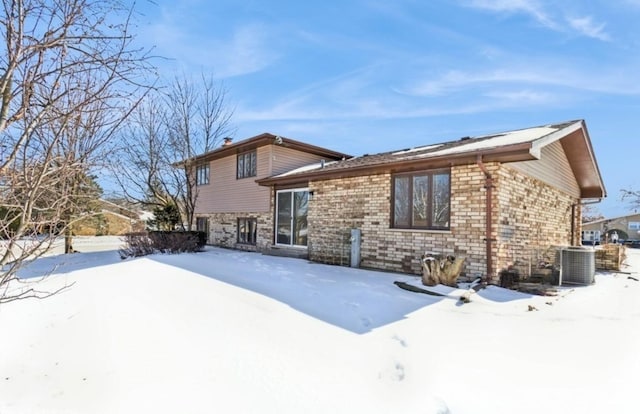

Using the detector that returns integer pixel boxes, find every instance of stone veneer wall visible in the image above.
[494,165,580,277]
[308,164,495,276]
[200,211,273,252]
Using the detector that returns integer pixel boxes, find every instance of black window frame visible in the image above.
[196,163,210,186]
[196,217,209,241]
[237,150,257,179]
[391,169,451,230]
[237,217,258,245]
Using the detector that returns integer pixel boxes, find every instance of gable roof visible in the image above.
[187,133,351,165]
[257,120,606,199]
[583,212,640,226]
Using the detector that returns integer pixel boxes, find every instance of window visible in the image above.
[196,217,209,242]
[276,189,308,247]
[237,150,257,179]
[392,170,450,229]
[238,217,257,245]
[196,163,210,185]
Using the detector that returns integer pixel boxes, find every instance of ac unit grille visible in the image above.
[561,247,595,285]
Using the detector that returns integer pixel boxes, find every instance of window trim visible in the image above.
[390,169,451,230]
[275,187,309,248]
[196,163,210,186]
[237,217,258,245]
[237,150,257,179]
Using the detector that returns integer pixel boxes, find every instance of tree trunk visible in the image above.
[422,254,466,287]
[64,229,74,254]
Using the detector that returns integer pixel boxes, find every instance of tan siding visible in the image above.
[196,145,334,215]
[195,146,271,213]
[271,145,331,176]
[510,141,580,197]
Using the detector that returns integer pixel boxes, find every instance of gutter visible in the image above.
[477,154,495,281]
[257,143,535,187]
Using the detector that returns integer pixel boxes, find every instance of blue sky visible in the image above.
[134,0,640,218]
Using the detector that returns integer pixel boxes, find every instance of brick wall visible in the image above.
[495,165,580,278]
[595,244,625,271]
[307,162,580,278]
[308,165,491,276]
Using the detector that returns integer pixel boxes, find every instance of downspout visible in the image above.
[477,154,494,281]
[571,204,576,246]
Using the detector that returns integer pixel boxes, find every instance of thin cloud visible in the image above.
[403,69,552,96]
[217,24,281,78]
[463,0,612,41]
[401,62,640,98]
[138,4,279,78]
[483,89,555,104]
[464,0,558,29]
[567,16,611,41]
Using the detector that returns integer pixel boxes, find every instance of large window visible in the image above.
[237,150,257,179]
[238,217,257,245]
[196,163,210,185]
[392,170,450,229]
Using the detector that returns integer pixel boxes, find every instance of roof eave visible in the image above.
[257,143,535,186]
[181,133,351,166]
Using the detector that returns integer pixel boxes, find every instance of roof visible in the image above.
[185,133,351,165]
[257,120,606,199]
[584,212,640,226]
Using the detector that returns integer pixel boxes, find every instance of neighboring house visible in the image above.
[196,120,606,280]
[582,213,640,242]
[72,199,146,236]
[191,133,350,254]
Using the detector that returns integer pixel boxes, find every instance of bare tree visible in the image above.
[165,73,233,230]
[0,0,154,302]
[111,96,175,208]
[581,204,605,223]
[113,73,233,230]
[621,189,640,213]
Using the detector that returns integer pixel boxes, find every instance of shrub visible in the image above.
[120,231,207,258]
[119,232,155,259]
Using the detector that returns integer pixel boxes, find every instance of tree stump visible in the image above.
[422,253,466,287]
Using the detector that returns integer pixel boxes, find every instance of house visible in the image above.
[582,213,640,243]
[72,199,147,236]
[191,133,350,255]
[195,120,605,280]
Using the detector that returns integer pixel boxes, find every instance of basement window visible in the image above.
[392,169,451,230]
[238,217,257,245]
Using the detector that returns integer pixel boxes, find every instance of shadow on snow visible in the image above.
[15,246,537,334]
[149,247,444,334]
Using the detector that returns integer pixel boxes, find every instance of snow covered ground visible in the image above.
[1,238,639,413]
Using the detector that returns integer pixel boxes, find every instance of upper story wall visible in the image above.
[195,144,333,214]
[509,140,581,198]
[270,145,331,176]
